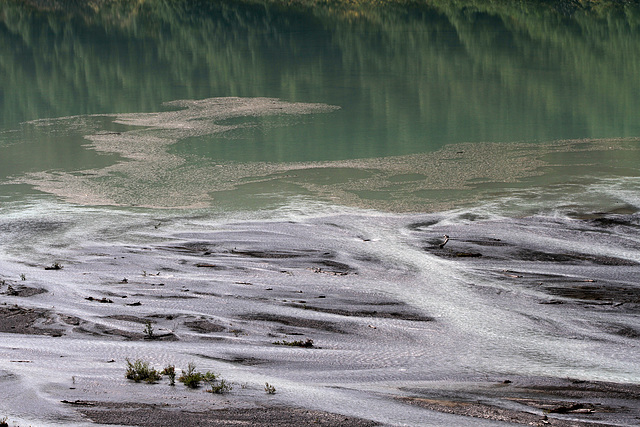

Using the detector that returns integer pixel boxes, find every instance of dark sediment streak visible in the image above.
[400,377,640,426]
[76,403,380,426]
[0,304,62,336]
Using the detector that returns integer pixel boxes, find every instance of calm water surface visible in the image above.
[1,0,639,213]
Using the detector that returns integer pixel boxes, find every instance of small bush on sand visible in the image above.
[264,382,276,394]
[143,320,155,339]
[207,378,232,394]
[201,371,218,383]
[162,365,176,386]
[178,363,203,388]
[200,371,232,394]
[125,358,162,383]
[178,363,225,391]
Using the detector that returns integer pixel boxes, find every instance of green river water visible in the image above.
[1,0,640,212]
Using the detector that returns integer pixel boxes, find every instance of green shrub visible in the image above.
[207,378,232,394]
[162,365,176,386]
[178,363,226,392]
[125,358,162,383]
[143,320,155,339]
[178,363,203,388]
[202,371,218,383]
[202,371,232,394]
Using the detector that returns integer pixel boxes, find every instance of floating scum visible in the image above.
[13,98,339,208]
[12,96,640,212]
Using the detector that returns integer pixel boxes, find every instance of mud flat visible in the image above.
[0,207,639,426]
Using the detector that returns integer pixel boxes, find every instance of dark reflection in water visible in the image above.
[1,0,640,164]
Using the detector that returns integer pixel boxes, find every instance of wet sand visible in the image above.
[1,208,639,426]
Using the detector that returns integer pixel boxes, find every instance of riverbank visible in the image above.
[1,205,639,425]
